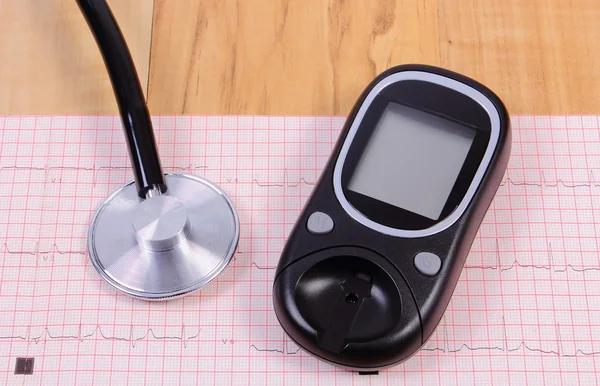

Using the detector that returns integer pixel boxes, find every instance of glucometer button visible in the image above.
[307,212,334,235]
[414,252,441,276]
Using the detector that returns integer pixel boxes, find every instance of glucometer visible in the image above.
[272,64,511,370]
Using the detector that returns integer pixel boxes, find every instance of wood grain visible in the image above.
[0,0,153,115]
[437,0,600,115]
[148,0,439,116]
[1,1,599,115]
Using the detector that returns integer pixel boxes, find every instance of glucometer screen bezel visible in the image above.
[339,78,493,231]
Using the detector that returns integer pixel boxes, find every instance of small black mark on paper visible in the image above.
[14,357,34,375]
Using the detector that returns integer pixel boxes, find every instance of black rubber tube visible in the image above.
[76,0,166,197]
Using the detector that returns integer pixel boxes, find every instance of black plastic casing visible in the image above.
[272,64,512,371]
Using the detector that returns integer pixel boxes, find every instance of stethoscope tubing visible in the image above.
[76,0,166,198]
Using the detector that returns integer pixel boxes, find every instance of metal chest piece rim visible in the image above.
[87,173,240,300]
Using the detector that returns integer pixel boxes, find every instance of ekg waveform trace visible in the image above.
[1,114,600,385]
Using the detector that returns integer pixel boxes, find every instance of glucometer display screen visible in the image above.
[348,102,476,220]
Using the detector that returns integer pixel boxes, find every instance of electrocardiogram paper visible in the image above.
[1,115,600,385]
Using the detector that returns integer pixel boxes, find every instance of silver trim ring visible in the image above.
[333,71,501,238]
[87,172,240,300]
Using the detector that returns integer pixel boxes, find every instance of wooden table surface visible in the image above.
[1,0,599,117]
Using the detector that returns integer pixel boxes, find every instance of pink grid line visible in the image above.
[0,114,599,385]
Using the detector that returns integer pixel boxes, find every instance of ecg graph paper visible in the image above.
[0,114,599,386]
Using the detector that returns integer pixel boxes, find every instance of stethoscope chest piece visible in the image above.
[88,173,239,300]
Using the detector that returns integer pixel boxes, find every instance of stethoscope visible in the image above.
[77,0,239,300]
